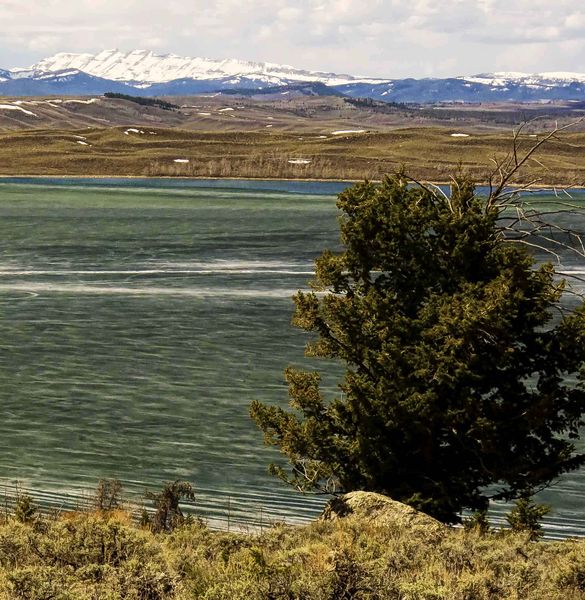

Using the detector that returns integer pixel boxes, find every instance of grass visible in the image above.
[0,503,583,599]
[2,127,585,185]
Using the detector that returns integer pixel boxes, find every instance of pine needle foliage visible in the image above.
[506,497,551,540]
[250,173,585,523]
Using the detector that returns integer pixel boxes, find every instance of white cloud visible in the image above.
[1,0,585,77]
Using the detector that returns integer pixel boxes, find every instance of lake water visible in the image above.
[0,177,583,538]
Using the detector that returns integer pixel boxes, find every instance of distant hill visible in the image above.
[217,81,347,98]
[336,75,585,103]
[0,69,133,95]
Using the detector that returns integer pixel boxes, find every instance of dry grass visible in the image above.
[1,126,585,185]
[0,507,582,599]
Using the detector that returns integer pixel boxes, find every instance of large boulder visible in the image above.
[321,491,445,534]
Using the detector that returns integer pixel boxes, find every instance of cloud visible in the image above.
[1,0,585,77]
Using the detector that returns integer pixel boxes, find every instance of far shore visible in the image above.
[0,174,583,191]
[2,127,585,188]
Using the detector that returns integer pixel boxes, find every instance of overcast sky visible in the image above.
[2,0,585,77]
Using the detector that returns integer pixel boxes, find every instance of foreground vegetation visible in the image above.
[0,491,583,600]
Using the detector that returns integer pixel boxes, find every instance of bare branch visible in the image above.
[488,117,585,205]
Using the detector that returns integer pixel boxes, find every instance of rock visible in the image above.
[321,491,445,533]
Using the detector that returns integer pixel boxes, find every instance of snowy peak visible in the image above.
[5,51,585,102]
[22,49,384,87]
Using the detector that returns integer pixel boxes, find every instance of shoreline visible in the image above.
[0,174,358,183]
[0,174,583,191]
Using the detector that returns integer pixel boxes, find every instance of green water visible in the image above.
[0,179,348,526]
[0,178,583,537]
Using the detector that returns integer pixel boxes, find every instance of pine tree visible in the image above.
[250,173,585,523]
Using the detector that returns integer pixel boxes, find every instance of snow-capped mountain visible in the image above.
[337,72,585,103]
[3,50,585,102]
[464,71,585,87]
[13,49,384,87]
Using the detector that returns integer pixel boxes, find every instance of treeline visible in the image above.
[343,96,411,110]
[104,92,179,111]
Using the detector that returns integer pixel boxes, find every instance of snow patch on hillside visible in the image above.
[0,104,37,117]
[63,98,98,104]
[331,129,366,135]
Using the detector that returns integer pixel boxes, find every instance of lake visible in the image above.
[0,177,583,538]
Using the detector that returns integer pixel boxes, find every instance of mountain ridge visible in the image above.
[13,49,383,87]
[3,49,585,102]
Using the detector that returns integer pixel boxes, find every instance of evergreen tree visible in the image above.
[506,497,550,540]
[145,481,195,533]
[250,174,585,523]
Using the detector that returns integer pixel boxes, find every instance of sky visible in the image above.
[2,0,585,78]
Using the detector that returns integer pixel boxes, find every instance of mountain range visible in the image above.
[3,49,585,103]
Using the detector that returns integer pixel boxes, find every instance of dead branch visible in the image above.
[487,117,585,207]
